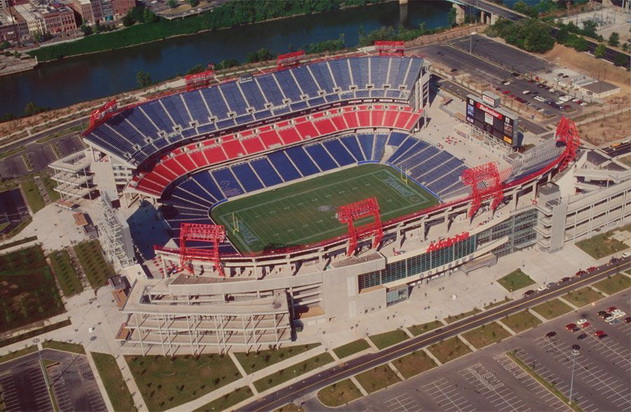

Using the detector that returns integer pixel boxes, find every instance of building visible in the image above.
[13,3,44,35]
[70,0,133,24]
[42,3,76,33]
[73,54,628,354]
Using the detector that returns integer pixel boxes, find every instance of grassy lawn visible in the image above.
[212,164,438,254]
[531,298,573,320]
[563,287,604,307]
[48,249,83,297]
[392,350,437,379]
[333,339,370,359]
[21,178,45,213]
[126,354,242,411]
[73,240,116,289]
[497,269,536,292]
[484,297,512,310]
[41,340,85,354]
[91,352,137,412]
[368,329,409,350]
[407,320,443,337]
[317,379,363,407]
[427,336,472,364]
[355,364,401,393]
[193,386,253,412]
[594,273,631,295]
[41,175,60,202]
[254,353,334,393]
[0,345,36,364]
[576,229,628,259]
[501,310,542,333]
[0,319,70,348]
[233,343,320,374]
[461,322,511,349]
[0,245,64,333]
[445,308,482,324]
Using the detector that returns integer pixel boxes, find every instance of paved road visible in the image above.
[238,258,631,411]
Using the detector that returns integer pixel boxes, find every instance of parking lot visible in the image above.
[0,349,106,412]
[327,289,630,412]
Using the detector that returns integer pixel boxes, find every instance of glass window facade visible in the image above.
[358,208,539,292]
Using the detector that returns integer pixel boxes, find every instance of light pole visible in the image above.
[469,32,477,54]
[569,345,580,405]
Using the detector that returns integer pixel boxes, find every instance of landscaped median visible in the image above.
[392,350,437,379]
[233,343,320,374]
[368,329,409,350]
[253,353,334,393]
[461,322,511,349]
[91,352,137,412]
[500,310,542,333]
[332,339,370,359]
[531,298,573,320]
[563,287,604,307]
[497,269,536,292]
[594,273,631,295]
[355,364,401,394]
[317,378,363,407]
[193,386,253,412]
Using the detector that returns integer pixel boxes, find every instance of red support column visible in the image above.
[178,223,226,276]
[461,162,504,219]
[555,117,581,172]
[185,65,215,91]
[337,198,383,257]
[276,51,305,70]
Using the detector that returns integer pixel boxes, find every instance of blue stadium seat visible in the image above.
[340,135,365,162]
[231,163,264,192]
[267,151,302,181]
[211,168,244,198]
[357,134,374,161]
[285,146,321,176]
[305,144,338,170]
[323,140,355,166]
[387,132,408,147]
[250,158,283,186]
[274,70,302,102]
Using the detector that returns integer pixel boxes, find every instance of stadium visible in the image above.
[71,43,629,355]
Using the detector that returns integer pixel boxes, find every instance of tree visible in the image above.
[143,8,158,23]
[136,71,153,88]
[447,7,457,27]
[215,59,240,70]
[594,43,606,58]
[80,24,93,36]
[168,0,178,8]
[24,102,47,116]
[122,14,134,27]
[188,0,199,7]
[608,32,619,47]
[245,48,274,64]
[186,64,206,75]
[613,52,628,68]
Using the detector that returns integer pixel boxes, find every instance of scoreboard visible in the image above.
[465,95,520,147]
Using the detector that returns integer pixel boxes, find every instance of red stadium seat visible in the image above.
[314,118,336,136]
[357,110,370,126]
[295,121,318,140]
[203,145,227,164]
[279,127,301,144]
[222,138,245,159]
[259,129,282,147]
[343,110,358,128]
[241,136,265,154]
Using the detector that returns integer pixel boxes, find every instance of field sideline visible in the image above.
[212,164,439,254]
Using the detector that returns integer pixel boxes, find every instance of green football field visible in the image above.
[211,164,440,254]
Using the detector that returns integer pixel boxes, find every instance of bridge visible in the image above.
[444,0,525,25]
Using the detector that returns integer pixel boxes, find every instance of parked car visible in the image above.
[524,290,535,297]
[546,331,557,338]
[575,269,587,277]
[566,323,577,331]
[561,277,571,282]
[624,317,631,323]
[586,266,598,273]
[594,330,607,338]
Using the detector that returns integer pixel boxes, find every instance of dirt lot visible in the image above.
[541,44,630,146]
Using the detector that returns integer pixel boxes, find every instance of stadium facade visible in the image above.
[72,53,631,354]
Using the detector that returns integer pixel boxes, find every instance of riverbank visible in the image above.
[27,0,399,62]
[0,54,37,78]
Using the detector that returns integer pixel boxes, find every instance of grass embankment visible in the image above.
[461,322,511,349]
[73,240,116,289]
[407,320,442,336]
[595,273,631,295]
[42,340,85,354]
[92,352,137,412]
[563,287,603,307]
[253,353,334,393]
[0,245,64,333]
[355,364,401,393]
[333,339,370,359]
[317,379,362,407]
[233,343,320,374]
[444,308,482,324]
[0,345,37,364]
[576,227,629,259]
[501,310,542,333]
[392,350,437,378]
[368,329,409,350]
[21,178,45,213]
[497,269,535,292]
[48,249,83,297]
[531,298,573,320]
[126,353,241,411]
[193,387,253,412]
[427,336,472,364]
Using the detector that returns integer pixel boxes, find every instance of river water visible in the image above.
[1,1,453,118]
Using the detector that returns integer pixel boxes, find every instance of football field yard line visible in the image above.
[213,165,439,253]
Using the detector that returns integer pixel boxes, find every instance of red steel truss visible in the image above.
[277,51,305,70]
[185,66,215,91]
[88,99,118,131]
[337,198,383,257]
[179,223,226,276]
[375,40,405,57]
[555,117,581,172]
[461,162,504,219]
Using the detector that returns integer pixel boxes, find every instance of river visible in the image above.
[1,1,454,119]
